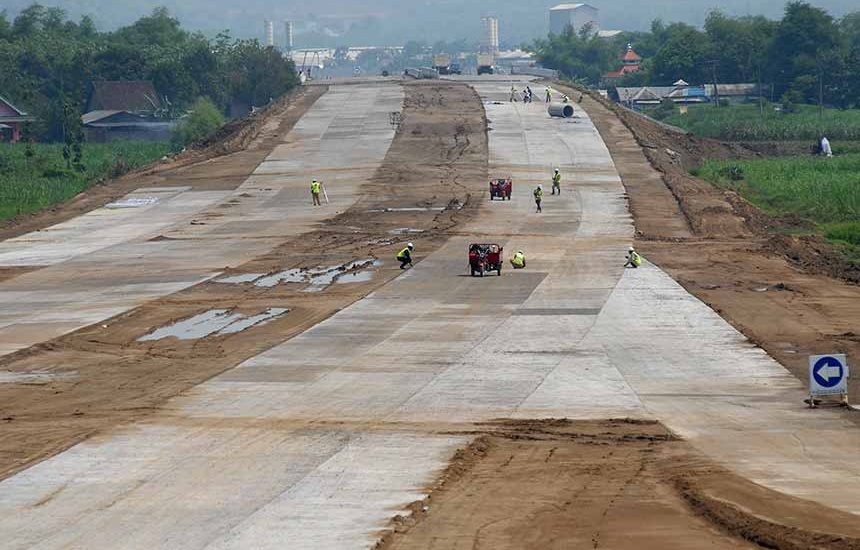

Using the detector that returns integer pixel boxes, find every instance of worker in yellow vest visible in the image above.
[551,169,561,195]
[311,180,322,206]
[533,185,543,213]
[510,250,526,269]
[397,243,414,269]
[624,246,642,268]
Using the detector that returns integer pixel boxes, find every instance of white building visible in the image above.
[549,3,599,35]
[481,16,499,55]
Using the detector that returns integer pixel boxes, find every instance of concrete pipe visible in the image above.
[548,103,574,118]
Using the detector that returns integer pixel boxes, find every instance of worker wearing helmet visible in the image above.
[624,246,642,268]
[310,180,322,206]
[397,243,414,269]
[533,184,543,213]
[551,169,561,195]
[510,250,526,269]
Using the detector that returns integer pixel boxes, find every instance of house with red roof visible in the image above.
[603,44,642,84]
[0,95,36,143]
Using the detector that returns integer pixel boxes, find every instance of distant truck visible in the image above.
[477,53,495,75]
[432,53,452,75]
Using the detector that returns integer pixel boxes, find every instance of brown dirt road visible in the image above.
[377,420,860,550]
[565,84,860,408]
[0,80,487,479]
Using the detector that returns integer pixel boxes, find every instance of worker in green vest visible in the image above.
[533,184,543,213]
[624,246,642,268]
[397,243,414,269]
[510,250,526,269]
[551,169,561,195]
[311,180,322,206]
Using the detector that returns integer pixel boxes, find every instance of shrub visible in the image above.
[172,97,226,146]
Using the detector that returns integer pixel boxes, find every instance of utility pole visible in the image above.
[704,60,720,107]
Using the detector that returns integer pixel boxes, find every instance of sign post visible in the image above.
[808,354,849,408]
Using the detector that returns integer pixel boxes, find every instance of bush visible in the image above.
[824,222,860,246]
[172,97,226,146]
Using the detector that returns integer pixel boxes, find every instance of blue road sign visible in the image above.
[809,354,849,396]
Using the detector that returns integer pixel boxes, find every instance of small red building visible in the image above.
[604,44,642,82]
[0,95,35,143]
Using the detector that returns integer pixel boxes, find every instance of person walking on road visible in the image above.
[311,179,322,206]
[624,246,642,268]
[510,84,519,102]
[397,243,414,269]
[551,169,561,195]
[510,250,526,269]
[545,86,552,103]
[533,185,544,213]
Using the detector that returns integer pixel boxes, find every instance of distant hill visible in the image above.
[3,0,856,46]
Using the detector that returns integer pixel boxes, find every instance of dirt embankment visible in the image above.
[0,80,489,480]
[376,419,860,550]
[559,83,860,410]
[0,86,327,241]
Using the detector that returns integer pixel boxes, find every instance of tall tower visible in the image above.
[284,21,294,51]
[264,20,274,47]
[481,16,499,55]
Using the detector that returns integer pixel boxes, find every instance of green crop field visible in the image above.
[663,104,860,142]
[696,154,860,262]
[0,142,171,222]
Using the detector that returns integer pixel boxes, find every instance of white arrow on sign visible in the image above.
[818,365,842,382]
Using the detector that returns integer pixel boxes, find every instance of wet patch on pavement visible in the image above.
[138,307,289,341]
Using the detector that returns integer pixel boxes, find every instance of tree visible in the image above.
[768,2,840,101]
[650,23,712,85]
[172,96,225,146]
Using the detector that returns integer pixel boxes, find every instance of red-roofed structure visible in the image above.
[0,95,35,143]
[604,44,642,83]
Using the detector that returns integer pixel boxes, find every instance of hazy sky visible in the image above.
[4,0,857,46]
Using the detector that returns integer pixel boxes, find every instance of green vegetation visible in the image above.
[698,155,860,260]
[172,97,226,146]
[662,104,860,141]
[0,141,170,221]
[0,5,299,141]
[532,2,860,110]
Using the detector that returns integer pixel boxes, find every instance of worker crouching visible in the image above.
[397,243,414,269]
[510,250,526,269]
[624,246,642,268]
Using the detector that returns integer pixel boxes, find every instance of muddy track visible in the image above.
[0,80,489,480]
[375,419,860,550]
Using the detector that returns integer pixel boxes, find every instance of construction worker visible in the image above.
[397,243,414,269]
[510,84,518,102]
[533,184,543,213]
[551,169,561,195]
[510,250,526,269]
[311,180,322,206]
[545,86,552,103]
[624,246,642,268]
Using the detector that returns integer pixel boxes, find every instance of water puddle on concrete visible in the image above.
[216,273,267,284]
[389,228,426,235]
[105,197,160,209]
[214,259,381,291]
[138,307,289,342]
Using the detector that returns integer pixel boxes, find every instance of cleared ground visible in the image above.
[1,78,859,550]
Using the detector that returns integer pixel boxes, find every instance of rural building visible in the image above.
[83,81,172,142]
[82,110,174,143]
[0,95,35,143]
[86,80,165,115]
[549,3,599,35]
[704,83,770,104]
[613,80,768,110]
[604,44,642,83]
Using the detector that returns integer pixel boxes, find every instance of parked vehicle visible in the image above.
[489,178,512,200]
[469,243,504,277]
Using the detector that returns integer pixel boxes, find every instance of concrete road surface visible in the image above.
[2,79,859,549]
[0,84,402,357]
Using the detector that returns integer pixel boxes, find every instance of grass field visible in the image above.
[696,154,860,262]
[0,142,171,221]
[663,103,860,142]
